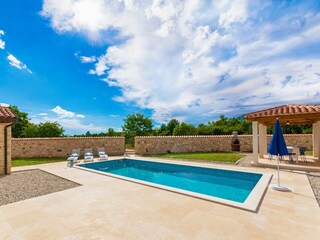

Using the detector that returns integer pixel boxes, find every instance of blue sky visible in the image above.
[1,0,320,134]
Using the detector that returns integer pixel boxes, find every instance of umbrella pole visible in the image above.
[270,154,290,191]
[277,154,280,186]
[269,118,290,192]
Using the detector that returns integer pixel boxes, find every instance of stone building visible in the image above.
[0,105,18,175]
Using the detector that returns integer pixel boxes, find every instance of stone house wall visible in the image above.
[0,124,12,175]
[12,137,125,158]
[135,134,312,155]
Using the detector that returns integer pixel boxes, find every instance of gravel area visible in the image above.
[0,169,80,206]
[308,172,320,207]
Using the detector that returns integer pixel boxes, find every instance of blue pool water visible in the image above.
[80,159,262,203]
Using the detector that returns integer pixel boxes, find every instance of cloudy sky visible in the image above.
[1,0,320,134]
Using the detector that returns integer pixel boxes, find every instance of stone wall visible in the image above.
[135,134,313,155]
[0,124,12,175]
[269,134,312,150]
[12,137,125,158]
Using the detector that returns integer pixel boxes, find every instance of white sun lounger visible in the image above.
[84,148,94,162]
[98,147,108,160]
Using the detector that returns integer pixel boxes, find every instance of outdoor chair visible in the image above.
[287,146,297,163]
[269,154,283,162]
[299,147,307,162]
[98,147,108,160]
[84,148,94,162]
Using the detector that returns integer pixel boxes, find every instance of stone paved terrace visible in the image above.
[239,154,320,172]
[1,157,320,239]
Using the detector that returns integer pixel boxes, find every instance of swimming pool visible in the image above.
[76,158,271,211]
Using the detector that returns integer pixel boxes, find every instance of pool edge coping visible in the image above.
[74,157,272,212]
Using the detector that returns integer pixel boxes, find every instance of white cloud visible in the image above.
[1,31,32,73]
[41,0,115,40]
[88,53,110,75]
[42,0,320,123]
[33,116,105,133]
[218,0,248,29]
[0,29,5,49]
[7,54,32,73]
[75,52,97,63]
[79,55,97,63]
[0,103,10,107]
[58,119,105,132]
[32,107,106,134]
[49,117,105,132]
[51,106,85,118]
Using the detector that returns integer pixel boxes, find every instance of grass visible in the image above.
[12,157,66,167]
[146,152,245,163]
[305,150,313,156]
[125,144,135,150]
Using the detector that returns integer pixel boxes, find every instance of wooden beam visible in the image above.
[246,113,320,125]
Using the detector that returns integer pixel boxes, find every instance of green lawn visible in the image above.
[12,157,66,167]
[305,150,313,156]
[125,144,135,150]
[146,152,245,163]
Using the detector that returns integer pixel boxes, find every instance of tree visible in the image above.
[106,128,117,136]
[155,124,169,136]
[122,113,153,145]
[22,123,39,137]
[37,122,64,137]
[197,124,212,135]
[154,119,180,136]
[167,119,180,135]
[9,105,29,137]
[204,115,253,135]
[214,115,228,126]
[173,122,198,135]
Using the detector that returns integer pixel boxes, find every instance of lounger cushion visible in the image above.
[99,151,105,155]
[71,153,79,157]
[84,152,93,157]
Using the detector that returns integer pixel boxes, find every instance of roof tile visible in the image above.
[245,104,320,119]
[0,106,17,122]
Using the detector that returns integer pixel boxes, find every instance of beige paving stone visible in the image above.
[0,160,320,239]
[196,229,244,240]
[0,211,12,232]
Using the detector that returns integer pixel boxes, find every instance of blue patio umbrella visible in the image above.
[268,118,290,191]
[268,118,288,156]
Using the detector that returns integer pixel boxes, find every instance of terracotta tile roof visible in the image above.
[0,106,18,122]
[245,104,320,124]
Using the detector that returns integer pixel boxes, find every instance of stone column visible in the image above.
[0,124,4,175]
[0,123,12,175]
[313,121,320,160]
[258,124,267,158]
[252,121,259,163]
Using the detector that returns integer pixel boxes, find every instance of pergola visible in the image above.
[245,104,320,163]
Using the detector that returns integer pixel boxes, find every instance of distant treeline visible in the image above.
[10,107,312,144]
[76,114,312,145]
